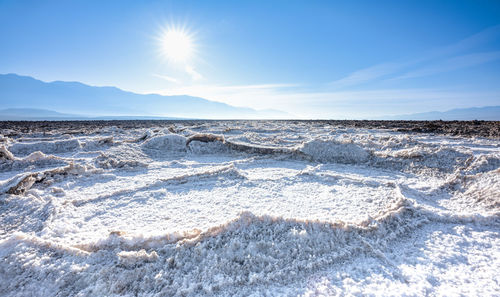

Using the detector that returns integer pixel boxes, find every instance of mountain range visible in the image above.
[381,106,500,121]
[0,73,288,119]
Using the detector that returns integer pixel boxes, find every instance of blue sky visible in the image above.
[1,0,500,118]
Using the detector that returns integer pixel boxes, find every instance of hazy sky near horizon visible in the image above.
[1,0,500,118]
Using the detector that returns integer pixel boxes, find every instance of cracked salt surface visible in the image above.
[0,121,499,296]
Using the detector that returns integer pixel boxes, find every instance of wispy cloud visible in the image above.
[197,83,298,91]
[153,65,203,83]
[185,65,203,81]
[436,24,500,57]
[152,73,180,84]
[329,25,500,87]
[394,51,500,80]
[329,63,405,88]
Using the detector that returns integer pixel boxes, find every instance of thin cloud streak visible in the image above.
[329,63,406,88]
[152,73,180,84]
[394,51,500,80]
[212,83,298,91]
[435,24,500,57]
[329,24,500,87]
[185,65,203,80]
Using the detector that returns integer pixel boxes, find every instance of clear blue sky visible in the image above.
[1,0,500,118]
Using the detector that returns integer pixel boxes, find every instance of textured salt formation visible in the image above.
[0,145,14,160]
[0,121,499,296]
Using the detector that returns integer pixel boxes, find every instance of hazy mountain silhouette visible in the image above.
[382,106,500,121]
[0,73,289,119]
[0,108,190,120]
[0,108,78,119]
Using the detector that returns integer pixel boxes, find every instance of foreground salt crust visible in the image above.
[0,121,499,296]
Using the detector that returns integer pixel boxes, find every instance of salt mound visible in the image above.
[298,139,370,163]
[188,140,229,154]
[464,154,500,175]
[0,146,14,160]
[23,151,48,162]
[374,145,471,172]
[8,139,81,156]
[141,134,187,152]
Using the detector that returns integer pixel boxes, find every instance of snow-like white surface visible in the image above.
[0,121,499,296]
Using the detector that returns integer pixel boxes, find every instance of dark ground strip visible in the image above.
[0,120,499,138]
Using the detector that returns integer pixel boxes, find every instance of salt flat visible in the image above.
[0,121,499,296]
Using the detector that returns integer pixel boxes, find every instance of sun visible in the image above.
[159,28,193,63]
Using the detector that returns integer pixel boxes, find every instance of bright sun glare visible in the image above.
[160,29,193,63]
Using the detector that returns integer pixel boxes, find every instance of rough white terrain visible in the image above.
[0,121,498,296]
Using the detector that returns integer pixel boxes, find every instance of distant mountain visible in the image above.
[0,108,187,121]
[0,108,78,120]
[382,106,500,121]
[0,73,289,119]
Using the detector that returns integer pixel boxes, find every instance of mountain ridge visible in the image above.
[0,73,289,119]
[381,106,500,121]
[0,108,190,120]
